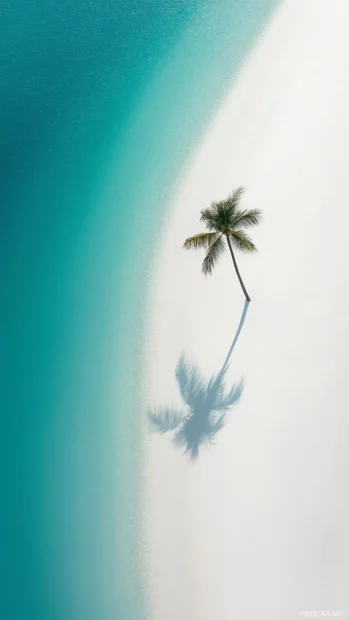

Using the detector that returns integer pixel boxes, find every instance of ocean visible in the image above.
[2,1,278,617]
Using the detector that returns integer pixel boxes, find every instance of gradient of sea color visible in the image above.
[2,1,278,618]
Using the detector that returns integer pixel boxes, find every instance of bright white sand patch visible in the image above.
[144,0,349,618]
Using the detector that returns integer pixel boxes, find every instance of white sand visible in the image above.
[144,0,349,618]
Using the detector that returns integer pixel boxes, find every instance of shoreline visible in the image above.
[143,0,349,617]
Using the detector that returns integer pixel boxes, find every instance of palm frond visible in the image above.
[202,205,229,233]
[202,234,225,275]
[200,205,220,231]
[225,186,245,213]
[229,230,257,253]
[148,406,185,434]
[183,232,220,250]
[200,188,246,233]
[231,208,262,229]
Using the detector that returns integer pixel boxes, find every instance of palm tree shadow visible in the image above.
[148,300,249,460]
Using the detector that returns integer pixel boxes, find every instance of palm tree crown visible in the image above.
[183,187,262,301]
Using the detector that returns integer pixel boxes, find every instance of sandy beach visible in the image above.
[144,0,349,617]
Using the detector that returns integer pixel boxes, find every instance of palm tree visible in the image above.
[183,187,262,302]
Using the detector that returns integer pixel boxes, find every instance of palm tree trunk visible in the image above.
[226,235,251,302]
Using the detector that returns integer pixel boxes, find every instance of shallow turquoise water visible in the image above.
[2,1,278,617]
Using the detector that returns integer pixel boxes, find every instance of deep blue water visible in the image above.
[1,1,278,618]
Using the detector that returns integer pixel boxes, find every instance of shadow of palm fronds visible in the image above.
[148,300,249,460]
[148,355,243,460]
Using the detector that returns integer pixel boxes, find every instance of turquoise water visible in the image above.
[2,1,278,618]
